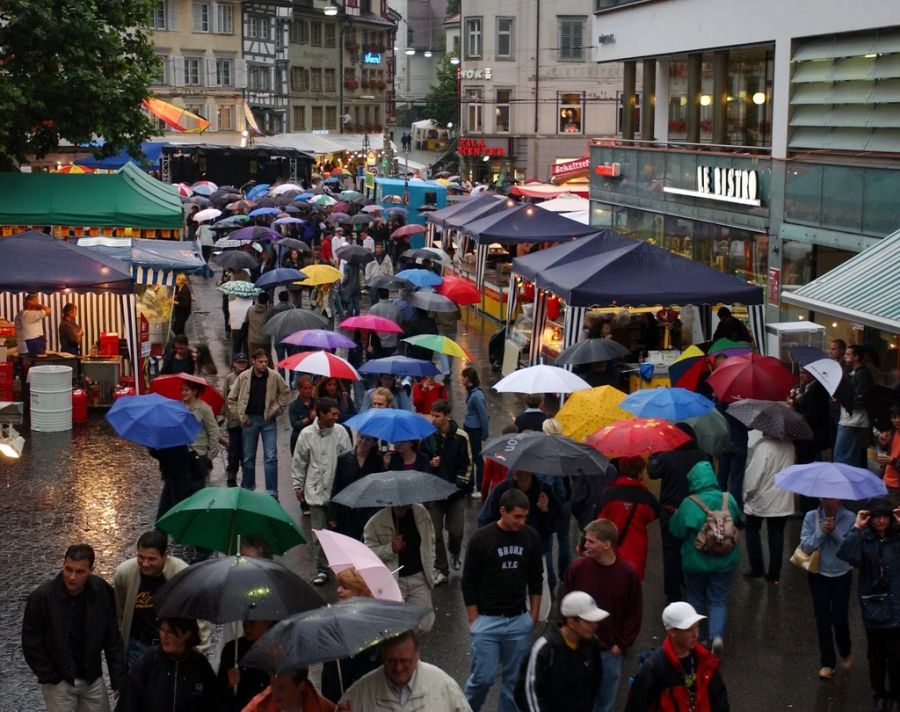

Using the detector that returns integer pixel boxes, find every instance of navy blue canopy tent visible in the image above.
[512,231,634,282]
[427,193,505,230]
[77,237,205,285]
[76,142,165,170]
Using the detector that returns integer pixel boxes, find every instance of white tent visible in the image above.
[535,194,590,213]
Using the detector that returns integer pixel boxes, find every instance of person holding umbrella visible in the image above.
[181,380,220,493]
[329,435,384,542]
[217,619,274,711]
[875,404,900,505]
[244,668,335,712]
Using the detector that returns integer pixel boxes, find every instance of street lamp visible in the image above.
[324,3,339,15]
[450,57,460,65]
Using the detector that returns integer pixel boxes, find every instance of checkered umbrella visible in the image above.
[727,399,814,440]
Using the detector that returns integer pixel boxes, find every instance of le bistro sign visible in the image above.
[664,165,762,207]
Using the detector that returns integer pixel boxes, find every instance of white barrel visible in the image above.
[29,365,73,432]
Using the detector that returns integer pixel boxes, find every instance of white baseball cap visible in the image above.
[662,602,706,631]
[560,591,610,623]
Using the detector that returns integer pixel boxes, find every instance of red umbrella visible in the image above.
[149,374,225,416]
[339,315,404,333]
[277,351,360,381]
[586,417,691,458]
[436,275,481,305]
[705,353,796,404]
[390,224,427,239]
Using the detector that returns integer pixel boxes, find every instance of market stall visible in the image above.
[375,178,448,228]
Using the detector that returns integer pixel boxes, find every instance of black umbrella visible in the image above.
[277,237,311,253]
[154,556,323,623]
[254,197,278,208]
[864,385,900,432]
[481,432,610,476]
[240,599,431,673]
[727,399,814,440]
[332,470,458,508]
[555,338,631,367]
[262,309,328,341]
[409,291,458,313]
[211,251,258,270]
[368,275,413,291]
[335,244,375,265]
[219,185,239,193]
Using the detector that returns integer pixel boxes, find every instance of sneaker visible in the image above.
[818,667,835,680]
[840,656,853,671]
[312,571,329,586]
[433,572,448,586]
[450,553,461,570]
[470,491,482,500]
[711,637,724,656]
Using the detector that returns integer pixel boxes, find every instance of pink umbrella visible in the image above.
[174,182,193,198]
[361,205,382,214]
[391,224,428,239]
[281,329,357,349]
[340,315,404,333]
[314,529,402,602]
[277,351,361,381]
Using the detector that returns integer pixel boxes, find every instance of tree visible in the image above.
[423,55,458,129]
[0,1,160,169]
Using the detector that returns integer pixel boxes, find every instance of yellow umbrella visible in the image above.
[433,178,450,186]
[556,385,633,443]
[295,264,342,286]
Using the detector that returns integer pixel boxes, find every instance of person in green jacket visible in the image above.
[669,461,742,657]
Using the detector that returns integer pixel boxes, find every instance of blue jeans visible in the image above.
[241,415,279,495]
[543,501,573,591]
[593,649,622,712]
[465,613,533,712]
[342,291,361,316]
[834,425,863,466]
[684,568,734,642]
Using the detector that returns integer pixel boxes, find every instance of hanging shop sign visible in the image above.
[551,156,590,181]
[767,267,781,307]
[459,68,493,80]
[363,52,382,65]
[458,138,504,157]
[663,165,761,206]
[594,162,622,177]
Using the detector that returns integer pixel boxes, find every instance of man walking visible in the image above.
[22,543,125,711]
[462,489,543,712]
[834,344,874,467]
[227,349,291,498]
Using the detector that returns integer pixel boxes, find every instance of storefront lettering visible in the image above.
[363,52,382,65]
[594,162,621,177]
[458,138,504,157]
[662,165,762,206]
[460,68,493,80]
[551,156,590,179]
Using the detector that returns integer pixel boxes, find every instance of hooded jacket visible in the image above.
[668,462,742,574]
[837,514,900,629]
[647,424,710,517]
[292,419,353,506]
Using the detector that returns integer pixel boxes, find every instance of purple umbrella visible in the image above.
[230,226,281,242]
[281,329,357,349]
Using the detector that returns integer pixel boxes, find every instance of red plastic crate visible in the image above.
[0,362,12,385]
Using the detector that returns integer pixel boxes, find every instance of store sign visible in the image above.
[458,138,504,157]
[663,165,762,206]
[767,267,781,307]
[594,162,622,177]
[551,156,590,180]
[363,52,382,65]
[459,68,493,80]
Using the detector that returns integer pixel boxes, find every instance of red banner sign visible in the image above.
[594,163,622,177]
[550,156,590,180]
[458,138,504,157]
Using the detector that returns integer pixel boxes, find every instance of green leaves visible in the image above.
[423,55,458,129]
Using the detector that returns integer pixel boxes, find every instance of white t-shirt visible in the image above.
[228,297,254,330]
[362,235,375,251]
[15,308,48,346]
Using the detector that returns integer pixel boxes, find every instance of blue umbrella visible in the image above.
[247,183,271,200]
[282,205,302,214]
[273,216,305,225]
[360,356,440,377]
[106,394,201,448]
[323,177,340,185]
[343,409,436,442]
[255,268,308,289]
[295,193,316,201]
[395,269,443,288]
[230,226,281,242]
[786,345,828,366]
[620,387,715,421]
[775,462,888,500]
[249,207,281,218]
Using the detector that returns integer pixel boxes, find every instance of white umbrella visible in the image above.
[493,365,591,394]
[270,183,303,195]
[193,207,222,222]
[803,358,844,396]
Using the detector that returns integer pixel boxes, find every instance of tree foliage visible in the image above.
[423,55,457,129]
[0,0,160,168]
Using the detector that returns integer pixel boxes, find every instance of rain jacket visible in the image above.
[741,436,794,518]
[837,525,900,629]
[339,661,473,712]
[597,476,660,580]
[363,504,436,589]
[119,646,222,712]
[291,420,352,506]
[668,462,742,574]
[227,367,291,423]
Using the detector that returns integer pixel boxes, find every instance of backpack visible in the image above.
[689,493,738,555]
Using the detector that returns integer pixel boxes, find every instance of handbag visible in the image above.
[790,511,821,574]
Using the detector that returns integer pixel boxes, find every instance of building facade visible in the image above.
[242,0,293,135]
[393,0,450,125]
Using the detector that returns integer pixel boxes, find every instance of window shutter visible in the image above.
[235,59,248,89]
[207,104,218,132]
[172,55,185,87]
[560,22,571,58]
[205,57,217,86]
[167,0,177,31]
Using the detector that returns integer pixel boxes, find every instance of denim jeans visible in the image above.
[808,571,852,668]
[464,426,484,491]
[241,415,279,495]
[593,649,623,712]
[684,568,735,642]
[41,678,110,712]
[465,612,533,712]
[543,501,572,590]
[834,425,863,466]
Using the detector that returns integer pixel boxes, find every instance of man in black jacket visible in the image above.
[420,399,472,583]
[22,543,125,711]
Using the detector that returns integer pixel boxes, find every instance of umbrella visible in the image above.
[248,207,281,218]
[263,309,328,341]
[395,269,443,288]
[335,244,375,265]
[341,190,364,201]
[435,275,481,305]
[331,167,349,177]
[385,207,408,218]
[230,226,282,242]
[106,394,202,448]
[359,356,440,377]
[787,345,828,366]
[586,417,691,458]
[281,205,303,214]
[382,194,404,205]
[481,432,610,476]
[310,194,337,207]
[271,182,304,195]
[247,184,272,200]
[149,374,225,416]
[707,338,754,357]
[240,599,431,673]
[350,214,374,225]
[681,409,731,457]
[408,291,458,313]
[328,212,351,224]
[273,217,306,226]
[667,345,711,391]
[361,205,382,214]
[279,351,360,381]
[191,180,218,196]
[211,251,258,270]
[555,338,631,367]
[706,353,797,403]
[314,529,402,602]
[174,182,193,198]
[154,555,321,624]
[775,462,888,500]
[255,268,308,289]
[493,364,591,395]
[276,237,311,252]
[727,399,814,440]
[184,195,211,208]
[343,410,436,442]
[391,225,427,238]
[218,280,262,298]
[332,470,454,508]
[156,487,307,555]
[296,192,317,201]
[368,275,413,291]
[281,328,356,349]
[255,197,278,208]
[620,387,715,421]
[402,334,473,360]
[556,385,632,443]
[341,315,405,333]
[295,264,343,286]
[802,358,845,396]
[403,247,452,266]
[193,207,222,222]
[331,201,352,214]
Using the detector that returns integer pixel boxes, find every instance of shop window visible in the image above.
[781,241,814,287]
[465,87,483,133]
[496,18,514,59]
[725,47,773,148]
[784,164,823,225]
[558,92,584,134]
[293,105,306,130]
[558,17,585,61]
[496,89,510,133]
[465,18,482,59]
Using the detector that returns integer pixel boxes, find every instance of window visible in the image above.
[276,22,285,50]
[247,17,258,38]
[496,89,510,132]
[259,18,270,40]
[465,87,483,133]
[312,106,324,130]
[192,2,209,32]
[293,105,306,130]
[558,91,584,133]
[150,1,168,30]
[217,104,234,131]
[496,18,514,59]
[290,19,307,44]
[465,18,482,59]
[216,58,233,86]
[310,68,323,92]
[249,65,271,91]
[326,106,337,130]
[184,57,202,85]
[310,22,322,46]
[558,17,585,61]
[291,67,308,91]
[215,4,233,33]
[324,24,336,47]
[153,55,168,84]
[324,68,336,92]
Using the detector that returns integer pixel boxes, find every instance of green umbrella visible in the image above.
[156,487,306,555]
[681,409,730,457]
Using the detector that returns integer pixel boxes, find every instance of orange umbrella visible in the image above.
[55,164,93,174]
[142,97,210,133]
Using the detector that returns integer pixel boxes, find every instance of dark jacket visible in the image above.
[647,424,710,518]
[478,475,561,541]
[120,645,223,711]
[837,524,900,629]
[288,396,315,454]
[328,448,385,540]
[419,420,471,497]
[515,409,548,434]
[624,636,729,712]
[21,573,125,690]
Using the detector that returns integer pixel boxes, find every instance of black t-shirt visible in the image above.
[245,369,268,416]
[397,508,423,577]
[131,573,166,644]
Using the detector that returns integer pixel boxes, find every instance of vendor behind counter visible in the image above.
[14,293,52,355]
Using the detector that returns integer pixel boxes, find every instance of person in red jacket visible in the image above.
[596,456,660,580]
[624,601,729,712]
[412,374,448,414]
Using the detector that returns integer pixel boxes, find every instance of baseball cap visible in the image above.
[560,592,610,623]
[232,352,249,363]
[662,602,706,630]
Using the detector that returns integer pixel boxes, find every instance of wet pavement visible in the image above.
[0,270,878,711]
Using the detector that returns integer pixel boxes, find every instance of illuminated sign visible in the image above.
[663,166,761,206]
[594,162,621,177]
[458,138,504,157]
[363,52,382,65]
[459,68,493,80]
[550,156,590,180]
